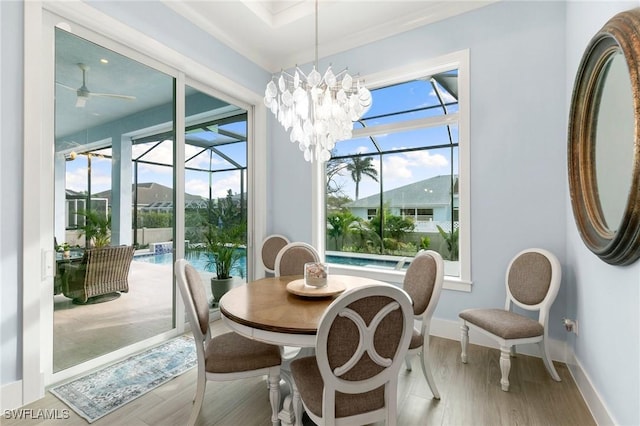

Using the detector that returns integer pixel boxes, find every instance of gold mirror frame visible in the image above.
[568,8,640,265]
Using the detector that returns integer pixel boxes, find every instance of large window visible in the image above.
[322,53,470,289]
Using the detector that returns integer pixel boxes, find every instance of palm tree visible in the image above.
[346,157,378,200]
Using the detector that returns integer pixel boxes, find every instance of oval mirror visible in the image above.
[568,8,640,265]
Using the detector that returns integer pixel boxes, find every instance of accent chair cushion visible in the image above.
[290,356,384,418]
[205,332,281,373]
[508,252,552,306]
[278,246,317,276]
[184,264,210,335]
[408,328,423,349]
[459,308,544,339]
[262,236,288,271]
[403,254,437,315]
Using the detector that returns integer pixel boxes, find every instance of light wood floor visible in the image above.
[9,320,595,426]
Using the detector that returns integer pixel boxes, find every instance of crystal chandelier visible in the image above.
[263,0,372,162]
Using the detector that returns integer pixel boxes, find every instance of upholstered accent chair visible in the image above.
[459,248,562,391]
[274,242,320,277]
[260,234,290,275]
[62,245,135,304]
[290,284,413,426]
[402,250,444,399]
[175,259,282,426]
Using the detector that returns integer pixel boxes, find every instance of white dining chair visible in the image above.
[290,283,413,426]
[175,259,282,426]
[459,248,562,391]
[402,249,444,399]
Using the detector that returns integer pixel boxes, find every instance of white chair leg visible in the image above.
[405,354,413,371]
[499,346,511,391]
[188,370,206,426]
[268,371,281,426]
[460,323,469,363]
[292,384,303,426]
[540,340,561,381]
[419,337,440,400]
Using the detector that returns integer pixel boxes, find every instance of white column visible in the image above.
[54,152,67,243]
[111,135,132,245]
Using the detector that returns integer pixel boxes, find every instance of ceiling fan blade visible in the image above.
[90,92,137,101]
[55,82,78,92]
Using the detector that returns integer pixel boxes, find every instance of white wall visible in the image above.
[565,2,640,425]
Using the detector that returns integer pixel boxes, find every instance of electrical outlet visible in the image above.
[563,318,578,335]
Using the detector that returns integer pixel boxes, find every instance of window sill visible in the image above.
[328,263,472,292]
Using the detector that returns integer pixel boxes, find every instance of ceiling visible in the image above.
[55,0,496,144]
[164,0,498,73]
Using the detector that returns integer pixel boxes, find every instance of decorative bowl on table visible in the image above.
[304,262,328,288]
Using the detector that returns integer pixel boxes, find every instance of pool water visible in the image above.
[134,251,407,275]
[134,251,246,277]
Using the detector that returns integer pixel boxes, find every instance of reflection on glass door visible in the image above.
[53,28,175,372]
[184,86,248,307]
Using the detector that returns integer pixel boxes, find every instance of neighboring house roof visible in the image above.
[65,188,88,198]
[346,175,458,209]
[93,182,205,206]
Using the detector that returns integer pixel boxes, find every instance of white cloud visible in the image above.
[185,179,211,198]
[132,142,173,166]
[404,150,449,167]
[65,167,88,192]
[383,156,412,180]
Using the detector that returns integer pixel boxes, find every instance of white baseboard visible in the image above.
[565,352,616,425]
[430,317,568,362]
[430,317,613,425]
[1,380,23,411]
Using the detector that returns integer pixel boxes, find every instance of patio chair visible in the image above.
[175,259,282,426]
[290,284,413,426]
[274,242,320,276]
[402,250,444,399]
[62,245,135,304]
[260,234,290,275]
[459,248,562,391]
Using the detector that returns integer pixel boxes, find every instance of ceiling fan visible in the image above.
[56,63,136,107]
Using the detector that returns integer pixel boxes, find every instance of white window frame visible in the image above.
[312,50,471,292]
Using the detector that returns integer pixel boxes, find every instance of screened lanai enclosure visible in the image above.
[325,71,461,276]
[52,27,248,373]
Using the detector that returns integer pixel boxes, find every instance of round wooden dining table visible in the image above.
[219,274,388,347]
[219,274,390,426]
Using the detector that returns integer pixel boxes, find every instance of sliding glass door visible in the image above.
[53,28,176,372]
[183,86,249,306]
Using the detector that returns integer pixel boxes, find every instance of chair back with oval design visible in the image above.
[260,234,290,274]
[274,242,320,276]
[291,284,413,425]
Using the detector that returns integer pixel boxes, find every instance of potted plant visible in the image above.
[77,210,111,248]
[204,224,244,306]
[56,242,72,258]
[437,224,459,276]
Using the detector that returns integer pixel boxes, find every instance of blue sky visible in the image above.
[64,73,459,202]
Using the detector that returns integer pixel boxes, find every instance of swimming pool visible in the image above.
[134,250,409,275]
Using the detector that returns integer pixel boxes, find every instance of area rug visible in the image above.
[50,335,197,423]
